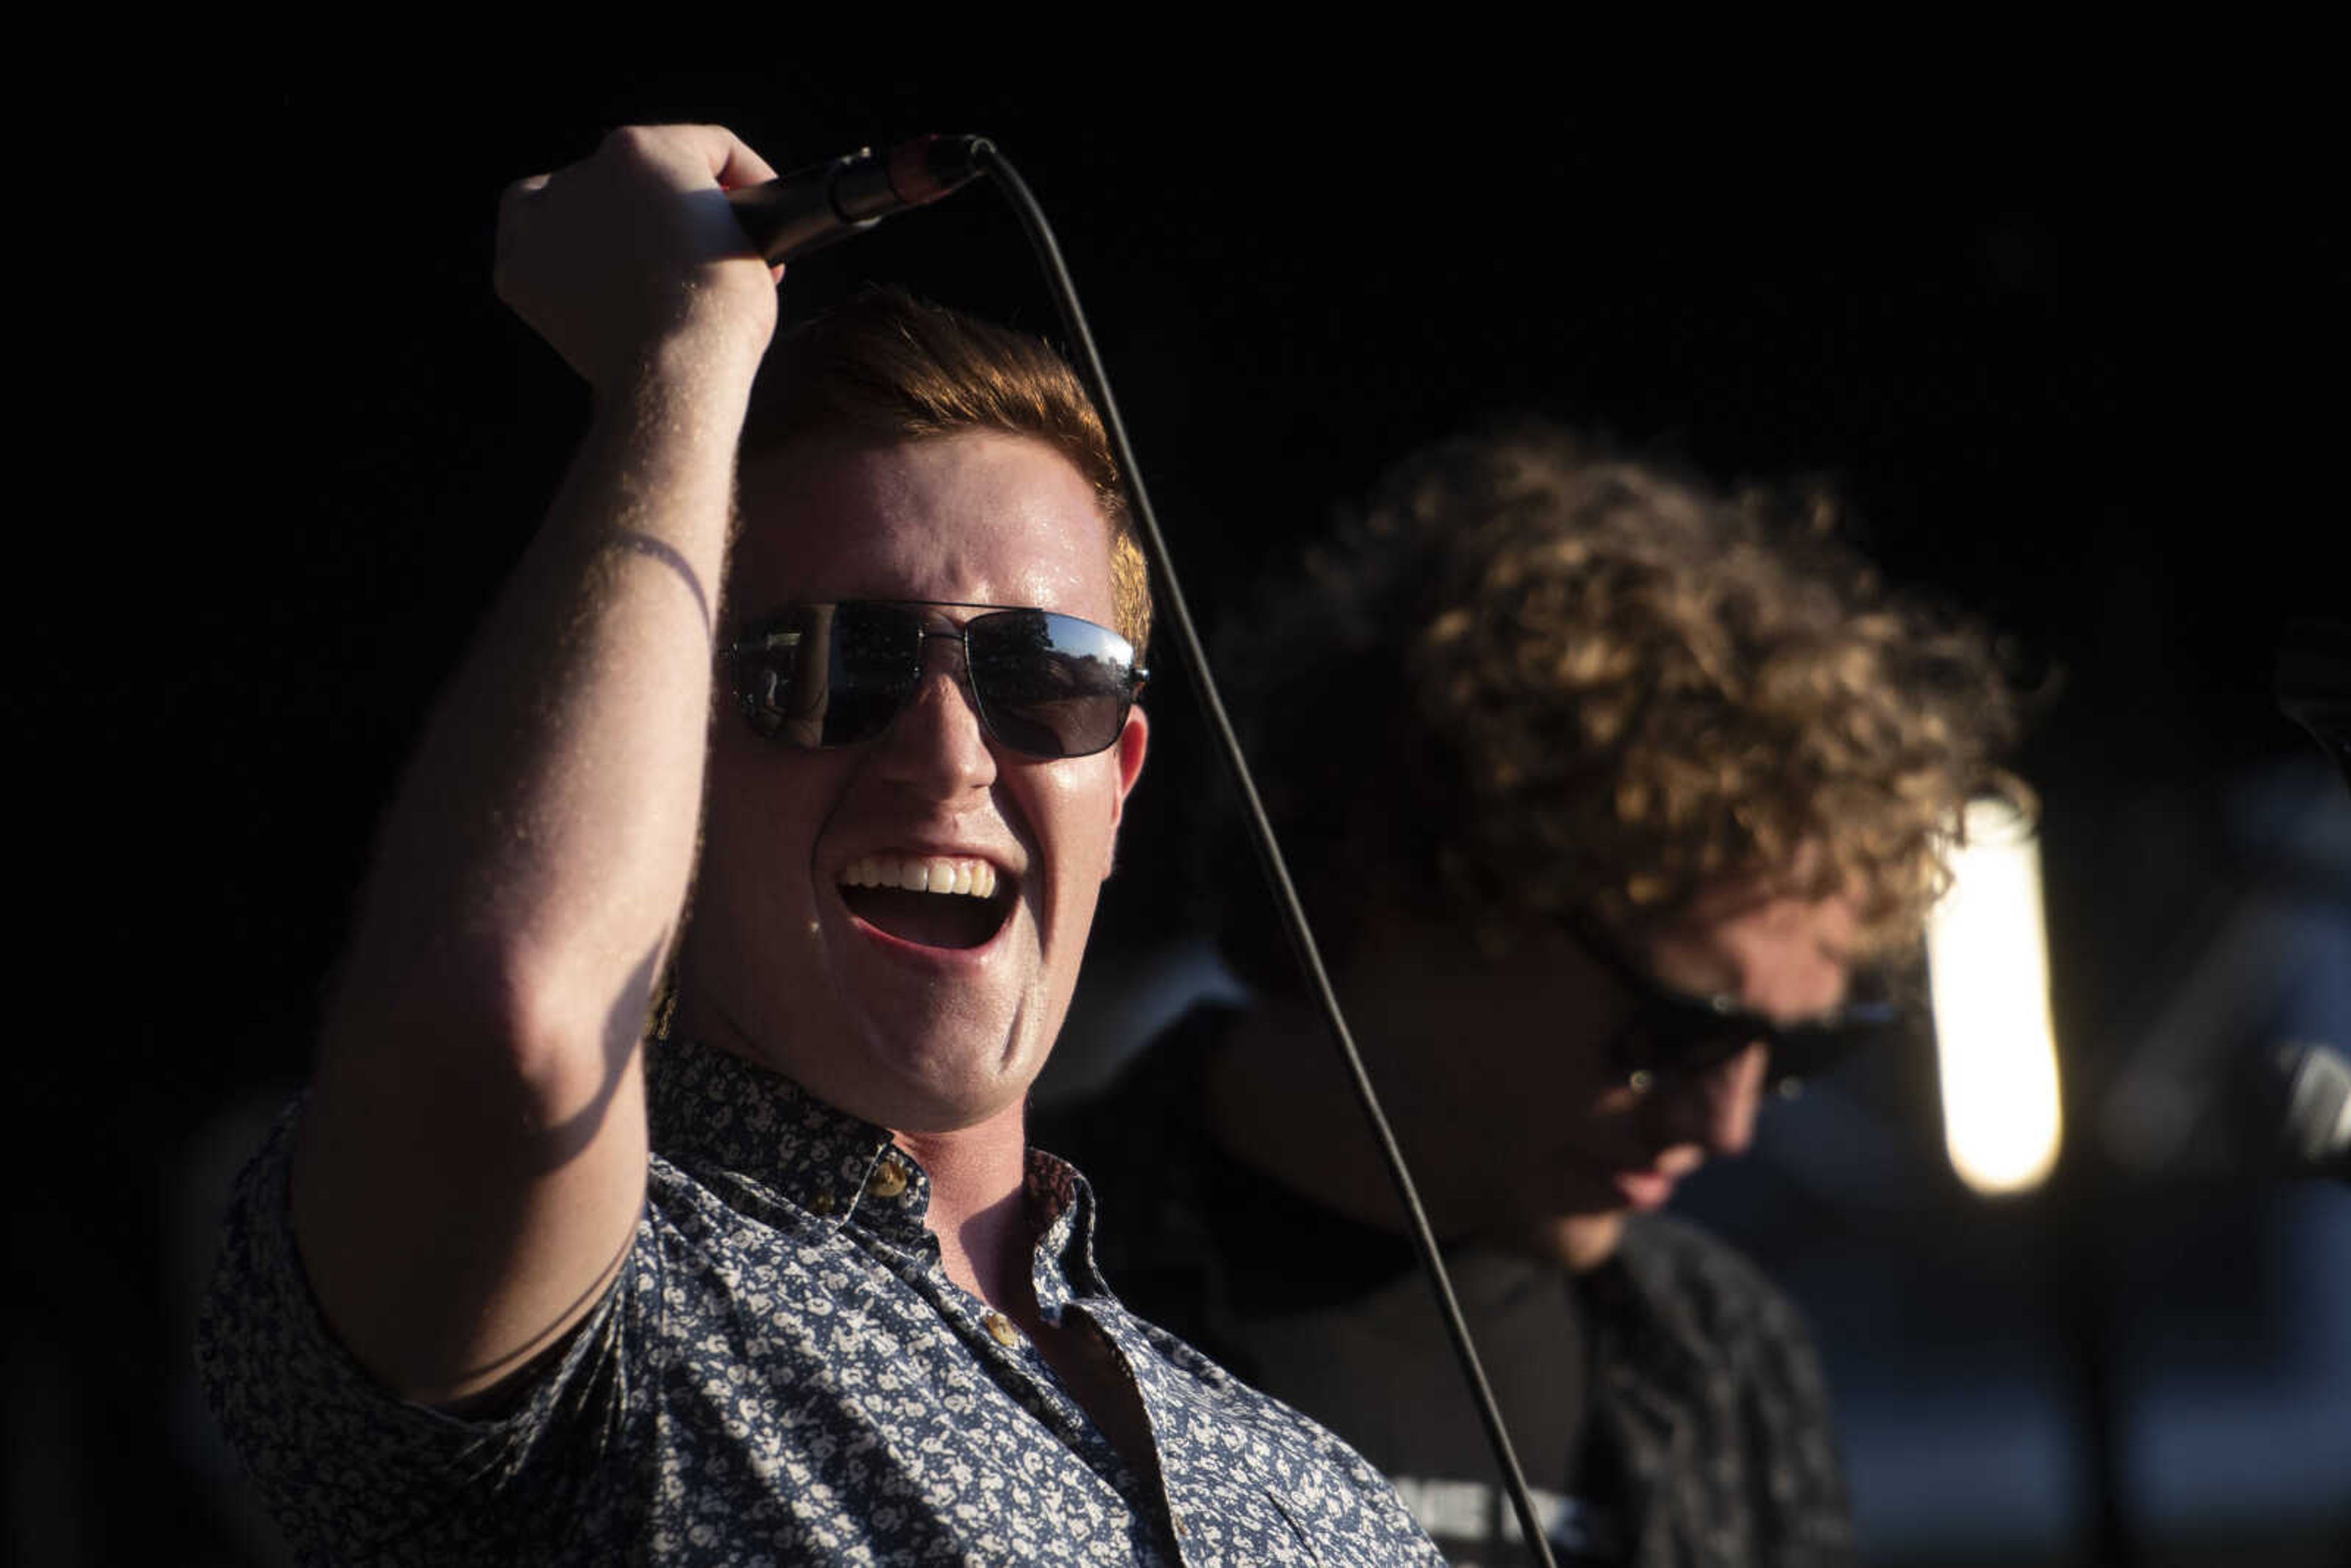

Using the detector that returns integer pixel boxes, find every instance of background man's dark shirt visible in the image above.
[1041,1007,1858,1568]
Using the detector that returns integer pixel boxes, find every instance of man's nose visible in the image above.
[871,637,997,797]
[1649,1041,1769,1158]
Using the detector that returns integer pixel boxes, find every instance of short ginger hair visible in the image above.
[1218,420,2023,986]
[743,287,1153,653]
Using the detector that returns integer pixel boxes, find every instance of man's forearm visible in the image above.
[329,331,754,1076]
[293,337,757,1399]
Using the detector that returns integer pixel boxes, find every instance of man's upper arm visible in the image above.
[201,1104,642,1554]
[290,971,655,1404]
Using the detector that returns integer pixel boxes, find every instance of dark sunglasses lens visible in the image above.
[1769,999,1900,1084]
[814,606,924,745]
[966,610,1134,759]
[1634,999,1761,1078]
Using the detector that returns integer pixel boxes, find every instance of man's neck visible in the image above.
[895,1101,1037,1314]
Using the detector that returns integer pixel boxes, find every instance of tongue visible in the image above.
[844,887,1003,950]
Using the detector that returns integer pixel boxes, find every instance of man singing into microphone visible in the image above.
[197,126,1442,1565]
[1050,424,2023,1566]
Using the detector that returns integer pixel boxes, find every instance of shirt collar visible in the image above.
[1025,1144,1110,1307]
[643,1035,1106,1289]
[645,1035,917,1236]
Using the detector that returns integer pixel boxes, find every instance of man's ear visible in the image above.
[1101,705,1149,878]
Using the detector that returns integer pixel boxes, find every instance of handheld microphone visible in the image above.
[727,135,992,263]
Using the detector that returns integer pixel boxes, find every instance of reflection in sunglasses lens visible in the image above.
[972,613,1128,759]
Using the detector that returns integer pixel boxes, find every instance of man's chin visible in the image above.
[1610,1164,1681,1212]
[824,1003,1056,1136]
[1524,1212,1626,1272]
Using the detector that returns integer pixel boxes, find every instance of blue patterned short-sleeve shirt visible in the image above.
[197,1035,1445,1566]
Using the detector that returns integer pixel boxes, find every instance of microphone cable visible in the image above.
[733,136,1562,1568]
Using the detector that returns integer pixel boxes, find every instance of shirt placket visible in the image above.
[846,1142,1179,1558]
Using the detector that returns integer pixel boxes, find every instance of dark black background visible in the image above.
[24,57,2342,1562]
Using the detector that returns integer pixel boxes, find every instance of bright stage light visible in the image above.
[1927,796,2065,1196]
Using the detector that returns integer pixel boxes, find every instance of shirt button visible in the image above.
[866,1155,909,1199]
[983,1311,1021,1348]
[808,1190,836,1217]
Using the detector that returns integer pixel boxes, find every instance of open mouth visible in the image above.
[839,853,1016,951]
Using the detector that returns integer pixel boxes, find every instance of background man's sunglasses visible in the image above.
[726,600,1147,761]
[1571,923,1903,1094]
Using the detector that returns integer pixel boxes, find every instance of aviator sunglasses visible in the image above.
[726,599,1147,760]
[1570,921,1903,1095]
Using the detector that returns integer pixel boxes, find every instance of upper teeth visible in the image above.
[841,855,1000,900]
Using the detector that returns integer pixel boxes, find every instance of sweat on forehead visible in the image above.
[728,433,1120,628]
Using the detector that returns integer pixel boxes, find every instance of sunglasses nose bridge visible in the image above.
[891,625,998,741]
[912,625,969,671]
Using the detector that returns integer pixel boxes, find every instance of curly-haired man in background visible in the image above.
[1046,421,2022,1567]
